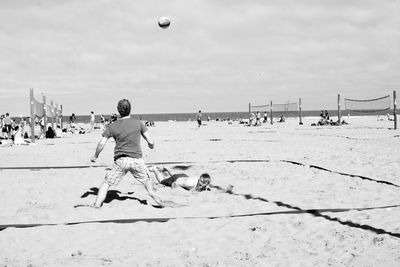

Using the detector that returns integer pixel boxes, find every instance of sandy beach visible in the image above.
[1,116,400,266]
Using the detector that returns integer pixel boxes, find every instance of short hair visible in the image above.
[200,173,210,180]
[117,99,131,117]
[195,173,211,192]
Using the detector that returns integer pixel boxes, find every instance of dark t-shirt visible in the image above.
[160,173,189,187]
[102,117,148,160]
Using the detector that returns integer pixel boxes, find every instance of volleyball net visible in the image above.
[249,103,269,112]
[344,95,391,113]
[272,102,298,112]
[32,97,44,118]
[29,88,63,142]
[248,100,302,125]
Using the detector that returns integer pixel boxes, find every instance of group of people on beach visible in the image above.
[248,111,268,126]
[0,110,69,146]
[89,99,217,208]
[311,110,348,126]
[0,113,47,145]
[246,111,269,126]
[0,113,14,140]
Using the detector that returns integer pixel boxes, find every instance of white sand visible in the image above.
[1,116,399,266]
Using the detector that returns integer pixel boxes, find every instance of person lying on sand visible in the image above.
[149,165,233,193]
[149,165,213,191]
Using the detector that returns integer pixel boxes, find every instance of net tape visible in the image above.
[250,104,270,110]
[344,95,390,113]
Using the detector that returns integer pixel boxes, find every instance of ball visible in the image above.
[158,17,170,29]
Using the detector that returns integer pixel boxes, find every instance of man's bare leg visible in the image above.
[94,181,110,208]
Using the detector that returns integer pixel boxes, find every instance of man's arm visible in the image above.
[145,179,185,208]
[142,131,154,149]
[148,166,165,183]
[91,137,108,162]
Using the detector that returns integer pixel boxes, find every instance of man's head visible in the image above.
[195,173,211,191]
[117,99,131,117]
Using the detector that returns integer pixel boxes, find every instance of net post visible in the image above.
[270,101,273,125]
[55,103,59,128]
[60,105,63,129]
[337,94,341,125]
[51,100,54,129]
[29,88,35,143]
[299,98,303,125]
[248,102,251,123]
[42,94,47,137]
[394,90,397,130]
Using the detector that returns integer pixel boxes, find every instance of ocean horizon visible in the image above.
[67,109,392,123]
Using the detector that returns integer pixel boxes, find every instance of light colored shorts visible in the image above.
[105,157,149,186]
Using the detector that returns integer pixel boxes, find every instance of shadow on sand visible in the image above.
[211,185,400,239]
[80,187,161,208]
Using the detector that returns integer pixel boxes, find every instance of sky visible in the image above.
[0,0,399,116]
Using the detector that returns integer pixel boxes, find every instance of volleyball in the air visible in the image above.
[158,17,170,29]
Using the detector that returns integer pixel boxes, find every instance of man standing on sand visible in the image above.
[90,111,95,131]
[4,113,12,139]
[90,99,172,208]
[196,110,202,127]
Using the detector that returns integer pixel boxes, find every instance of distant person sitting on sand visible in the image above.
[46,126,56,138]
[324,110,330,120]
[149,166,211,192]
[12,126,29,145]
[55,126,63,137]
[387,113,394,121]
[278,116,286,123]
[318,110,329,125]
[248,112,256,126]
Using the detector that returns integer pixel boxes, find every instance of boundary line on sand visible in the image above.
[0,159,398,188]
[211,185,400,239]
[281,160,400,188]
[1,204,400,237]
[0,160,270,170]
